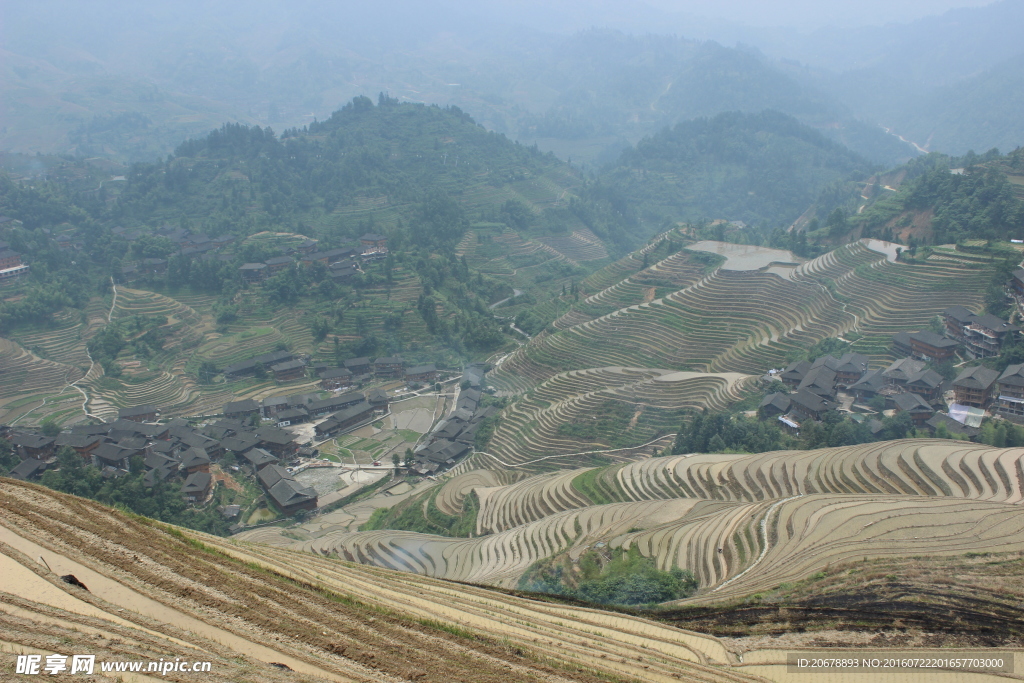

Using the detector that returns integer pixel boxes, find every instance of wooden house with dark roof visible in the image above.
[92,443,136,470]
[182,471,213,502]
[8,432,56,460]
[180,447,211,474]
[268,478,318,514]
[366,388,389,408]
[925,413,981,439]
[359,232,388,253]
[849,369,886,399]
[779,360,811,389]
[8,458,46,481]
[904,368,945,403]
[261,394,291,417]
[264,255,294,273]
[343,357,371,375]
[223,399,261,419]
[953,365,1000,407]
[54,432,103,458]
[373,356,404,379]
[220,432,259,455]
[307,391,365,417]
[888,392,934,426]
[254,427,298,457]
[239,262,268,282]
[404,364,437,382]
[882,358,926,386]
[788,390,835,421]
[117,405,159,422]
[944,306,1019,358]
[832,353,870,387]
[275,407,309,424]
[892,330,958,362]
[314,401,374,438]
[241,447,277,470]
[271,359,306,382]
[318,367,353,390]
[996,363,1024,418]
[758,393,791,418]
[796,365,837,399]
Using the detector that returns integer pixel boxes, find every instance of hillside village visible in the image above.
[760,305,1024,439]
[2,359,490,531]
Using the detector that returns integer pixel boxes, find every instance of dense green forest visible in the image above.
[854,147,1024,244]
[0,97,639,360]
[604,110,873,227]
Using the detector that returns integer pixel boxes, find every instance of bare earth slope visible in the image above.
[0,477,764,683]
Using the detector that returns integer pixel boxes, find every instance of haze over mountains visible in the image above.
[2,0,1021,166]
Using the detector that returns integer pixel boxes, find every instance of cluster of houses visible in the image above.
[317,356,437,390]
[215,348,439,388]
[117,227,389,285]
[761,352,872,427]
[888,305,1024,420]
[238,233,388,284]
[410,365,491,476]
[3,403,319,520]
[120,227,237,280]
[762,351,962,436]
[760,304,1024,437]
[222,386,389,434]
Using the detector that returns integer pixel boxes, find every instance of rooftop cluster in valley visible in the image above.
[1,412,319,526]
[114,227,387,283]
[409,364,491,476]
[760,304,1021,437]
[211,348,440,388]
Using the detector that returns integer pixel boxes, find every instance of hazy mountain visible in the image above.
[0,1,918,166]
[604,110,873,227]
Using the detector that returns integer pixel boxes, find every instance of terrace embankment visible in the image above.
[0,477,769,683]
[490,239,990,394]
[658,551,1024,647]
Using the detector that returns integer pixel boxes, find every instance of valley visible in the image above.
[1,42,1024,678]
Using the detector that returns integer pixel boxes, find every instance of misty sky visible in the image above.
[641,0,997,28]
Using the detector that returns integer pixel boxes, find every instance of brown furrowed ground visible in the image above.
[0,478,764,683]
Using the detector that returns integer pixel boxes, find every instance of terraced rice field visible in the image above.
[537,228,608,263]
[475,439,1024,532]
[10,310,92,369]
[490,240,990,393]
[0,338,83,400]
[479,367,753,468]
[278,440,1024,619]
[72,287,213,419]
[1,478,778,683]
[0,338,86,424]
[576,249,708,316]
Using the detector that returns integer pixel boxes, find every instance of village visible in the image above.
[2,354,492,531]
[760,303,1024,439]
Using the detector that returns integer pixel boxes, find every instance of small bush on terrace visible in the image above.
[519,546,697,607]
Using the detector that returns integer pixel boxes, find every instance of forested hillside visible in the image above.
[0,97,646,425]
[604,110,873,227]
[853,147,1024,245]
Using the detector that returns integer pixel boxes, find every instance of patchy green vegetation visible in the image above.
[361,487,479,537]
[519,546,698,607]
[38,447,230,534]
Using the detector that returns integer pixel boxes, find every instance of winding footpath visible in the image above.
[473,433,673,469]
[70,279,117,421]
